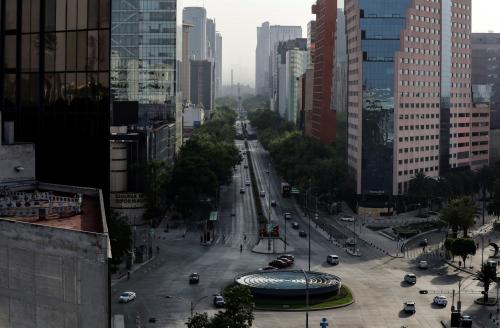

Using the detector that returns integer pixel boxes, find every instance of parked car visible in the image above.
[340,216,355,222]
[419,260,429,269]
[189,273,200,284]
[327,255,339,265]
[119,291,136,303]
[403,301,416,314]
[299,230,307,238]
[292,222,300,229]
[213,295,225,308]
[404,273,417,284]
[271,200,277,207]
[279,254,295,262]
[345,238,356,246]
[259,266,278,271]
[260,190,266,197]
[284,212,292,220]
[269,259,288,268]
[433,295,448,307]
[240,188,246,194]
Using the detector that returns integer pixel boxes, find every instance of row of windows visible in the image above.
[404,47,440,56]
[399,166,439,176]
[451,82,471,88]
[398,134,439,142]
[451,52,470,59]
[400,92,440,98]
[471,141,489,146]
[453,32,469,39]
[451,72,470,78]
[452,2,470,10]
[399,69,440,77]
[399,145,439,153]
[400,57,440,66]
[404,35,440,45]
[452,62,470,69]
[399,103,440,109]
[472,132,489,137]
[452,22,470,31]
[400,80,440,87]
[399,113,439,120]
[471,113,489,117]
[415,3,441,13]
[471,122,489,127]
[398,124,439,131]
[452,42,470,49]
[398,156,439,165]
[409,25,440,34]
[409,14,440,25]
[452,12,470,21]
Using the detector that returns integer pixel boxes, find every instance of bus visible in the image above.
[281,182,291,197]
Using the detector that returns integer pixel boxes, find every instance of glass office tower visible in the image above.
[0,0,110,191]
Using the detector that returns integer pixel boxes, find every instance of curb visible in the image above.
[255,299,355,312]
[111,255,156,286]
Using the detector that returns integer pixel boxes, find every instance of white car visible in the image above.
[245,179,251,186]
[433,295,448,306]
[419,260,429,269]
[340,216,355,222]
[327,255,339,265]
[119,291,136,303]
[403,301,416,314]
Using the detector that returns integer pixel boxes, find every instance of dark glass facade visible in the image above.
[439,0,452,173]
[0,0,110,191]
[359,0,410,194]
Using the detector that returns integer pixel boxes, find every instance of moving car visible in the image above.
[244,164,248,169]
[433,295,448,306]
[340,216,355,222]
[292,222,300,229]
[119,291,136,303]
[245,179,251,186]
[404,273,417,284]
[259,266,278,271]
[418,260,429,269]
[213,295,225,308]
[269,259,288,268]
[284,212,292,220]
[271,200,277,207]
[403,301,416,314]
[327,255,339,265]
[260,190,266,197]
[277,257,293,266]
[189,273,200,284]
[420,238,428,247]
[299,230,307,238]
[240,188,246,194]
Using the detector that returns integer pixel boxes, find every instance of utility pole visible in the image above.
[308,178,312,272]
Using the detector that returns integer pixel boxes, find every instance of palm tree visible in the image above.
[474,263,498,304]
[408,172,436,214]
[441,197,477,238]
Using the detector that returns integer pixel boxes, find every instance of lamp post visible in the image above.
[301,269,310,328]
[165,295,211,319]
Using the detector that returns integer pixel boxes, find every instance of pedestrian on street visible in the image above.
[127,271,130,280]
[244,234,247,241]
[240,244,243,252]
[156,246,160,254]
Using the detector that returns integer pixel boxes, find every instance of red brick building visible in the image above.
[308,0,337,144]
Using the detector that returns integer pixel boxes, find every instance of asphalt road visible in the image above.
[111,134,489,328]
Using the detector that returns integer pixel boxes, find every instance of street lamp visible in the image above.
[164,295,211,319]
[301,269,310,328]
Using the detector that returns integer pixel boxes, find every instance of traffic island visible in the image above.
[254,285,353,311]
[234,270,353,311]
[474,297,497,306]
[251,237,294,254]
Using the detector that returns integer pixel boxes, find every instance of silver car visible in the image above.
[119,291,136,303]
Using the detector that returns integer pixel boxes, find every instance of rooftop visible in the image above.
[0,181,105,234]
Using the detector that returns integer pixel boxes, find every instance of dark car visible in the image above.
[277,257,293,266]
[279,254,295,262]
[292,222,299,229]
[419,238,428,247]
[271,200,277,207]
[189,273,200,284]
[268,259,288,268]
[284,212,292,220]
[259,266,278,271]
[213,295,225,308]
[299,230,307,238]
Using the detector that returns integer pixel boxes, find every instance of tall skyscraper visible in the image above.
[345,0,474,197]
[308,0,337,145]
[256,22,271,96]
[472,33,500,163]
[181,23,194,103]
[206,18,216,60]
[191,60,214,112]
[334,9,348,159]
[183,7,207,60]
[215,32,223,98]
[0,0,111,192]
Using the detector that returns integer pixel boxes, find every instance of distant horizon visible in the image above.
[182,0,499,87]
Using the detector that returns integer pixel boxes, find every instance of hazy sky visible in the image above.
[182,0,500,87]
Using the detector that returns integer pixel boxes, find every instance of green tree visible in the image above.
[186,313,211,328]
[108,213,132,266]
[450,238,476,268]
[221,285,255,328]
[475,263,498,304]
[440,197,477,238]
[408,172,437,213]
